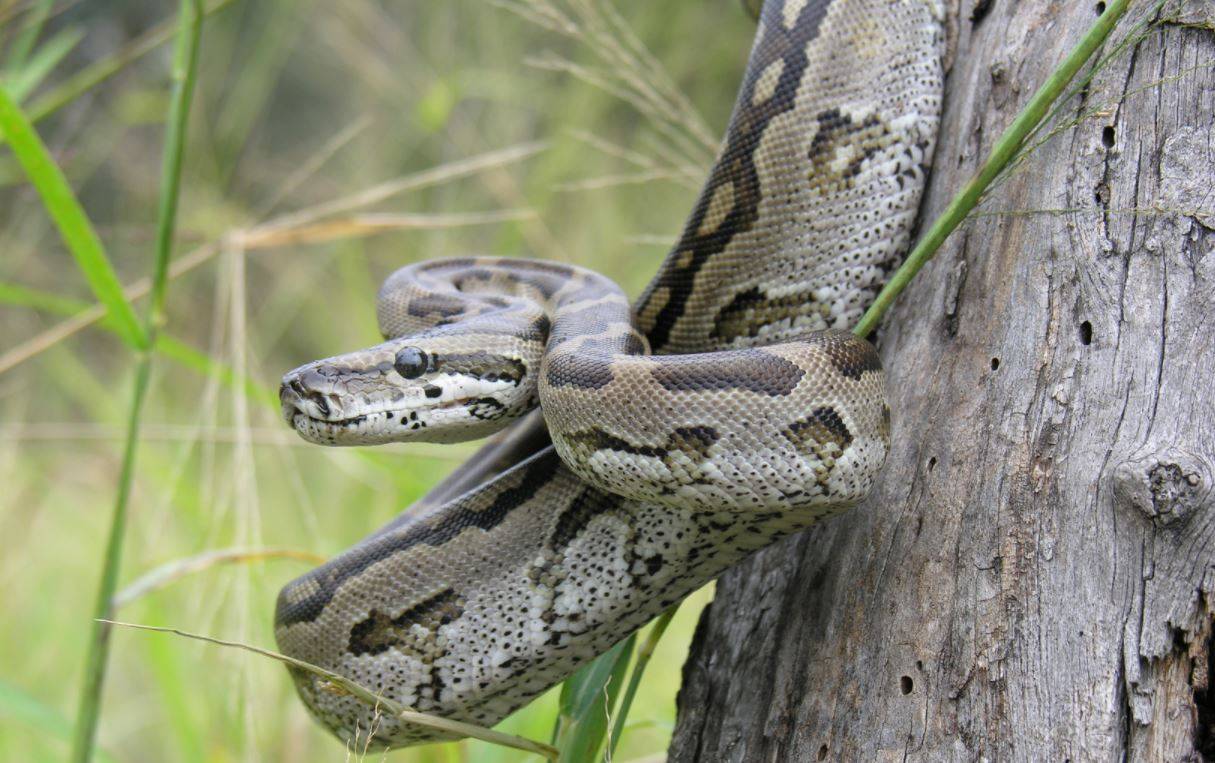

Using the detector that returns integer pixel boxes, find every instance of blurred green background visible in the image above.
[0,1,756,760]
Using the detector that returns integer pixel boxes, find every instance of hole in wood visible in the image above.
[1095,1,1106,13]
[818,744,830,760]
[1102,125,1115,148]
[928,456,937,472]
[991,357,1000,371]
[1080,320,1093,345]
[900,675,914,694]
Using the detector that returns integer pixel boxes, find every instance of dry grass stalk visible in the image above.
[99,620,561,760]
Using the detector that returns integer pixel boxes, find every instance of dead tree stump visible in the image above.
[670,2,1215,760]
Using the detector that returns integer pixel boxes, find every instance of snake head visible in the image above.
[280,335,540,446]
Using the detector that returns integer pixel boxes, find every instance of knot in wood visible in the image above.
[1112,446,1212,527]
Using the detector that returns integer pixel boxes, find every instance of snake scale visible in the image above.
[276,0,945,749]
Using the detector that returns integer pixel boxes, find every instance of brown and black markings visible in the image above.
[467,397,511,421]
[636,0,832,352]
[408,307,547,343]
[275,450,562,629]
[815,329,882,379]
[558,425,721,493]
[347,588,465,658]
[805,106,892,194]
[783,406,852,451]
[783,405,854,485]
[453,267,566,301]
[548,485,625,551]
[430,352,527,386]
[544,305,616,348]
[711,285,833,342]
[574,334,646,358]
[543,353,617,390]
[650,349,803,396]
[404,293,468,322]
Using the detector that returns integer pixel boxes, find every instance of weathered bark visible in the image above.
[670,2,1215,761]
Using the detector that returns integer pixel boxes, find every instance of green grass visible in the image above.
[552,633,634,762]
[0,2,746,761]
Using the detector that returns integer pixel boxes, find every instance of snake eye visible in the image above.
[393,346,430,379]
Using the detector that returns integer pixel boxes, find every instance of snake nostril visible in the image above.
[309,392,331,417]
[281,376,333,419]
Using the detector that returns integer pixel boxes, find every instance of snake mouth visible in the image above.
[287,397,471,428]
[284,393,508,446]
[286,406,401,446]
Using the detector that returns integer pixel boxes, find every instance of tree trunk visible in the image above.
[669,1,1215,760]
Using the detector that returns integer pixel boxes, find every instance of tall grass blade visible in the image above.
[553,633,635,762]
[68,2,205,760]
[0,279,280,408]
[238,209,537,248]
[607,606,677,757]
[258,141,547,233]
[0,243,218,374]
[155,335,280,409]
[0,86,146,348]
[0,277,89,314]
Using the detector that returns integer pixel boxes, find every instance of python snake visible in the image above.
[276,0,945,748]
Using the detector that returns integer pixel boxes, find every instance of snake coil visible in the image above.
[276,0,945,748]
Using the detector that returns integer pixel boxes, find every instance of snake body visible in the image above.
[276,0,945,748]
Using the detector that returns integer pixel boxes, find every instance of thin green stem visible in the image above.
[68,355,154,763]
[147,0,204,336]
[853,0,1134,339]
[68,2,204,761]
[607,605,677,757]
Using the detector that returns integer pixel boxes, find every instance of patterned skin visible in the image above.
[281,257,887,511]
[275,0,945,749]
